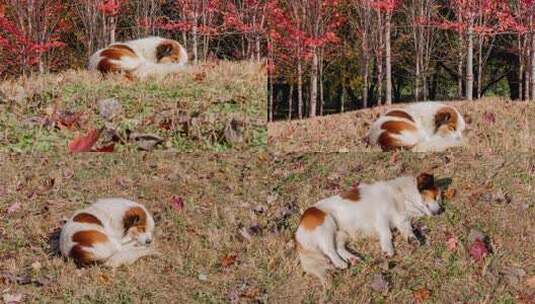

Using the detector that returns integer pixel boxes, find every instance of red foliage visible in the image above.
[68,128,103,153]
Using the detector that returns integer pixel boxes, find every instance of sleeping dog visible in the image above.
[60,198,157,268]
[368,102,466,152]
[88,36,188,79]
[295,173,442,283]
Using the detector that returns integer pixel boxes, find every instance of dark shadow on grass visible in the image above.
[436,177,452,190]
[47,227,62,258]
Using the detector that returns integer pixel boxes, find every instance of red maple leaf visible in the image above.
[68,128,102,152]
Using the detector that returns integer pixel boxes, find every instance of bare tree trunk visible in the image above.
[363,49,369,108]
[319,50,324,116]
[110,16,116,43]
[297,60,303,119]
[532,27,535,100]
[466,21,474,101]
[457,49,463,98]
[309,48,318,117]
[192,11,198,64]
[519,36,524,100]
[377,12,384,105]
[341,86,346,113]
[477,35,483,99]
[288,84,293,120]
[385,12,392,105]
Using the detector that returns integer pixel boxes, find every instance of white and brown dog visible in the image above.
[368,102,466,152]
[295,173,442,283]
[60,198,157,268]
[88,36,188,78]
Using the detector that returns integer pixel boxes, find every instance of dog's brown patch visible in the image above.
[156,41,178,61]
[299,207,326,231]
[385,110,414,122]
[434,107,458,132]
[69,245,94,265]
[97,58,119,73]
[381,120,417,134]
[100,47,136,61]
[73,213,103,226]
[123,206,147,234]
[421,188,439,201]
[417,173,435,192]
[69,230,108,265]
[109,44,136,56]
[340,188,360,202]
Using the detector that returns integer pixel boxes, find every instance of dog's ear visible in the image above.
[156,43,174,61]
[123,207,146,232]
[417,173,435,192]
[435,111,451,127]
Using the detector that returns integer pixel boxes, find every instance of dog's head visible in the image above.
[156,40,185,64]
[416,173,443,215]
[123,206,155,246]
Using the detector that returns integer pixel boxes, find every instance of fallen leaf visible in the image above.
[92,144,115,152]
[53,110,83,129]
[469,239,489,262]
[525,276,535,288]
[482,111,496,124]
[193,72,206,82]
[221,254,238,268]
[7,202,21,214]
[413,288,431,303]
[446,236,458,251]
[444,188,456,200]
[170,196,184,212]
[68,128,102,152]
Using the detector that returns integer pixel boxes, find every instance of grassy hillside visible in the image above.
[0,61,266,152]
[269,98,533,154]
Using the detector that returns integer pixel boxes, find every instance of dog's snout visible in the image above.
[145,238,152,245]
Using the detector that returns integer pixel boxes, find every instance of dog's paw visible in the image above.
[383,248,395,257]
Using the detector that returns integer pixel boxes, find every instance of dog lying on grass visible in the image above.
[88,36,188,79]
[60,198,157,268]
[295,173,443,283]
[368,102,466,152]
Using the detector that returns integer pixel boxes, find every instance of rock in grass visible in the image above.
[369,273,389,292]
[98,98,123,120]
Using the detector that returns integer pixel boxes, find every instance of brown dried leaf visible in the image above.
[413,288,431,303]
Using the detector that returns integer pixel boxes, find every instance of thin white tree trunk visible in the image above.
[532,29,535,100]
[466,21,474,101]
[309,48,318,117]
[297,59,303,119]
[385,12,392,105]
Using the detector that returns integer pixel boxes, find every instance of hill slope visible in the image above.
[0,61,266,152]
[269,98,533,154]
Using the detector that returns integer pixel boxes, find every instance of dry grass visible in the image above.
[0,153,269,303]
[269,98,533,154]
[0,61,266,153]
[0,152,532,303]
[266,152,534,303]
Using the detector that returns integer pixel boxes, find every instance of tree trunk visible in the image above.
[110,16,116,43]
[297,60,303,119]
[532,28,535,100]
[309,48,318,117]
[477,36,483,99]
[519,36,524,101]
[288,84,293,120]
[192,11,198,64]
[385,12,392,105]
[319,50,324,116]
[466,22,474,101]
[341,86,346,113]
[377,12,384,105]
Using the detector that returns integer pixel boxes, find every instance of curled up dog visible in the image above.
[59,198,158,268]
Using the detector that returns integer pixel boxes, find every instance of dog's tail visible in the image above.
[412,134,464,152]
[296,242,331,285]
